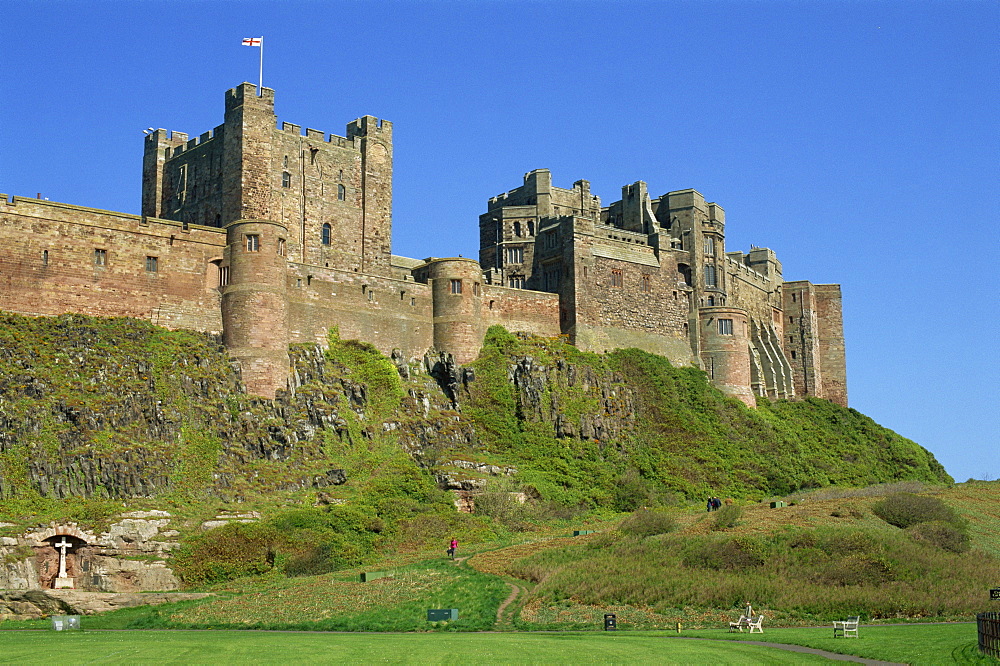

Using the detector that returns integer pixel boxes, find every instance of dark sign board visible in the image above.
[991,588,1000,600]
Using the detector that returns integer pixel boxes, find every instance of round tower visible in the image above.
[425,258,484,364]
[699,306,755,407]
[221,219,290,398]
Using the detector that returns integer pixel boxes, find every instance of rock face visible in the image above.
[0,511,182,593]
[0,590,211,620]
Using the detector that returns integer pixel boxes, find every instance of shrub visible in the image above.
[872,493,963,529]
[683,536,767,570]
[618,508,677,538]
[711,504,743,531]
[815,555,895,586]
[907,521,971,553]
[173,522,278,585]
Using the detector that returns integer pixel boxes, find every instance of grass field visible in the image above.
[0,630,831,664]
[1,624,994,665]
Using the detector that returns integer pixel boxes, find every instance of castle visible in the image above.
[0,83,846,407]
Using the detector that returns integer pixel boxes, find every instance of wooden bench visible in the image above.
[729,615,763,633]
[747,614,764,633]
[833,616,859,638]
[728,615,749,632]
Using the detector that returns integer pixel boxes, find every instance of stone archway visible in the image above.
[34,528,92,590]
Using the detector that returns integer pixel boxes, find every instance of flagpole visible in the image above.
[259,36,264,95]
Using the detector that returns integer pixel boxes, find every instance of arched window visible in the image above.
[282,171,291,188]
[322,223,331,245]
[337,184,346,201]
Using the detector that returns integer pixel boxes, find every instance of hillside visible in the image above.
[0,313,948,513]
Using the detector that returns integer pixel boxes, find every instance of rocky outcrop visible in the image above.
[0,590,211,620]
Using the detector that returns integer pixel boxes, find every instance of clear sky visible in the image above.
[1,0,997,483]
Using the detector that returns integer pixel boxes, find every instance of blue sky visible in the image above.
[1,0,997,483]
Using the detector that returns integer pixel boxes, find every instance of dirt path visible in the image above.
[494,581,523,622]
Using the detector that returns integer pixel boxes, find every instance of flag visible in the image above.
[242,37,262,47]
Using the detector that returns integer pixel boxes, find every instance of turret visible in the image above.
[425,258,484,364]
[699,306,755,407]
[221,218,289,398]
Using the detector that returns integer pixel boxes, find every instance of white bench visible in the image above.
[833,616,859,638]
[729,615,764,633]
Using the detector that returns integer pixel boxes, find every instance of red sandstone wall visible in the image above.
[286,263,434,360]
[480,285,561,339]
[0,197,226,332]
[814,284,847,407]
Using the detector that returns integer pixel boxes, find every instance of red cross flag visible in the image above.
[242,37,262,47]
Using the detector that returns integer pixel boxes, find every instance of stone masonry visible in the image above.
[0,83,846,406]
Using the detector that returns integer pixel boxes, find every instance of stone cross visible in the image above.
[54,537,72,578]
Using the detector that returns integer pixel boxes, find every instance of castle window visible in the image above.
[282,171,291,188]
[283,155,289,168]
[543,231,558,250]
[504,246,523,264]
[791,350,797,359]
[707,296,715,306]
[704,236,715,256]
[641,275,651,293]
[544,267,560,291]
[322,224,331,245]
[704,264,717,287]
[368,290,374,302]
[508,275,524,289]
[789,316,795,324]
[337,184,346,201]
[528,221,535,236]
[792,293,797,302]
[718,318,734,335]
[277,238,286,256]
[410,297,416,306]
[610,269,623,288]
[42,250,49,266]
[338,169,344,181]
[473,282,481,296]
[145,256,158,272]
[219,266,230,286]
[450,279,463,294]
[94,249,107,266]
[489,300,495,310]
[246,234,260,252]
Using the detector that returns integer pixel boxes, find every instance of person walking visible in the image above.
[447,538,458,559]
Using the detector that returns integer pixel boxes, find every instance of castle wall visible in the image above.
[480,285,561,340]
[814,284,847,407]
[285,262,433,360]
[0,197,225,333]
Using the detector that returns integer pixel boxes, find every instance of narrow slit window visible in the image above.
[641,275,651,293]
[282,171,291,188]
[337,184,346,201]
[322,224,331,245]
[610,269,623,288]
[277,238,286,256]
[94,249,107,266]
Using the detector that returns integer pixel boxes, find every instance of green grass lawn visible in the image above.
[0,630,831,664]
[692,623,995,665]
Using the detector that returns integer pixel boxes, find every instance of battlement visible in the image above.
[225,82,275,109]
[278,121,359,149]
[161,128,220,157]
[347,115,392,140]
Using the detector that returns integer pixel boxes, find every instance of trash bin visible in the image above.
[604,613,617,631]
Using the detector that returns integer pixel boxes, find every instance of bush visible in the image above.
[872,493,963,529]
[683,536,766,570]
[618,508,677,538]
[907,521,971,553]
[173,522,278,585]
[815,555,895,586]
[711,504,743,531]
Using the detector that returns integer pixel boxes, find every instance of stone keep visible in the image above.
[0,83,846,407]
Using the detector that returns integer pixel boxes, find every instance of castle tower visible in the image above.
[699,306,755,407]
[424,258,484,364]
[221,219,290,398]
[347,116,393,276]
